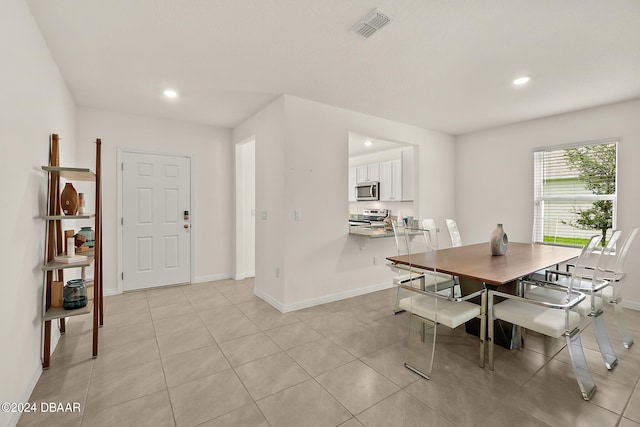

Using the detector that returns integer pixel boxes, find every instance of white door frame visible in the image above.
[116,148,195,294]
[234,136,256,280]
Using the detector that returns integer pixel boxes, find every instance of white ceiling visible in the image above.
[349,133,411,157]
[26,0,640,135]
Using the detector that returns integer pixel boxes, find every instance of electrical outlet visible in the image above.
[294,210,302,221]
[261,210,268,220]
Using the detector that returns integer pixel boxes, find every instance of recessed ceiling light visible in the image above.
[163,89,178,98]
[364,140,373,146]
[513,76,531,86]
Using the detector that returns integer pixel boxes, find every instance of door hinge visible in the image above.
[121,162,124,171]
[121,217,123,226]
[121,272,124,280]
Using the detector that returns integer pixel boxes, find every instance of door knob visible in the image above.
[184,224,189,229]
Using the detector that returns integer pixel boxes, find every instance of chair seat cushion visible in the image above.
[555,276,608,293]
[398,294,480,329]
[493,298,580,339]
[527,286,603,317]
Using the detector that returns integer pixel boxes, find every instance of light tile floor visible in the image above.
[17,278,640,426]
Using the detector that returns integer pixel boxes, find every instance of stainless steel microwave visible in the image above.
[355,182,379,201]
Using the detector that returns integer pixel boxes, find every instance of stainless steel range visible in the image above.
[348,209,389,228]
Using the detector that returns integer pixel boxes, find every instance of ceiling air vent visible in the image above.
[350,9,392,39]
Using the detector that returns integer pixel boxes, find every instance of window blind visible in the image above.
[532,141,617,246]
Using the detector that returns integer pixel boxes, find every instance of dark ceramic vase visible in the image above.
[60,183,79,215]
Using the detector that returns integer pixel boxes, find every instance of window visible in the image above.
[533,140,617,247]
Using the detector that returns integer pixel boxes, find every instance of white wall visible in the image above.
[0,1,77,426]
[234,95,455,311]
[76,107,234,295]
[233,97,287,305]
[455,98,640,307]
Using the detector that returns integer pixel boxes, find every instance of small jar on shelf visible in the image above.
[64,279,87,310]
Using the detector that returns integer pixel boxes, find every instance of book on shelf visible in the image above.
[53,254,88,263]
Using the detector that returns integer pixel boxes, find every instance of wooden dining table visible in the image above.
[387,242,582,348]
[386,242,580,286]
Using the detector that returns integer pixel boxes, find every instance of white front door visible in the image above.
[122,152,191,291]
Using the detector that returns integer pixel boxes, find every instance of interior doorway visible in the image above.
[235,138,255,279]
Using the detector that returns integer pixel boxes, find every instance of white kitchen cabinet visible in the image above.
[400,148,413,201]
[379,159,402,201]
[348,166,357,202]
[356,163,379,183]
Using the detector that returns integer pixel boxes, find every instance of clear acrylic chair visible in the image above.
[395,221,486,379]
[445,219,462,247]
[555,228,639,349]
[527,231,621,370]
[489,235,602,400]
[421,219,439,250]
[422,218,460,298]
[391,219,456,313]
[598,227,639,349]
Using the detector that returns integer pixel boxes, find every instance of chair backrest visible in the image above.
[605,230,624,251]
[391,220,409,255]
[445,219,462,247]
[570,235,603,292]
[612,227,639,276]
[393,218,434,256]
[421,218,439,251]
[393,217,442,292]
[584,230,622,271]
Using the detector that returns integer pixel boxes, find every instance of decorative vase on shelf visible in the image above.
[60,183,79,215]
[490,223,508,256]
[78,192,85,214]
[77,226,95,247]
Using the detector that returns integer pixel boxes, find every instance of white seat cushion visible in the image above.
[493,298,580,339]
[555,276,607,293]
[526,286,603,317]
[398,294,480,329]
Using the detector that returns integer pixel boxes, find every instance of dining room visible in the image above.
[5,1,640,426]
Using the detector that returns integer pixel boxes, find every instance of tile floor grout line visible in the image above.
[615,363,640,426]
[149,294,179,427]
[78,342,95,427]
[80,295,174,426]
[195,280,277,426]
[24,282,640,426]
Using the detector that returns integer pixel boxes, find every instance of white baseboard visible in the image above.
[233,272,255,280]
[194,273,233,283]
[9,360,44,427]
[103,288,119,297]
[254,281,393,313]
[253,288,286,312]
[622,300,640,311]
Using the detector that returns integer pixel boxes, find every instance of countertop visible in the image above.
[348,225,396,238]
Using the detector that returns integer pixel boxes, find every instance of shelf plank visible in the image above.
[42,166,95,181]
[42,250,95,271]
[43,214,95,220]
[44,301,93,321]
